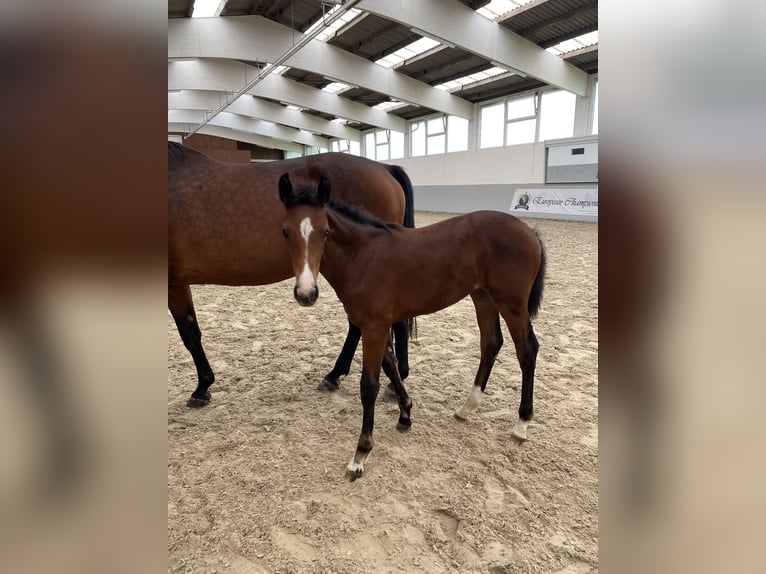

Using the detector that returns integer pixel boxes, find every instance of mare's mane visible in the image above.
[168,141,209,166]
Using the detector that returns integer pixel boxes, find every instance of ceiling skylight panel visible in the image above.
[322,82,354,95]
[191,0,221,18]
[547,31,599,55]
[303,7,363,42]
[477,0,535,21]
[433,66,510,92]
[375,37,440,69]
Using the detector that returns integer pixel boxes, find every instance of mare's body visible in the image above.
[169,143,414,406]
[278,176,546,480]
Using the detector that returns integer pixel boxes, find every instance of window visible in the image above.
[447,116,469,152]
[364,129,404,161]
[539,89,576,141]
[364,132,375,159]
[479,88,579,147]
[426,117,446,155]
[505,94,537,145]
[591,79,598,134]
[480,102,505,148]
[410,114,469,156]
[330,139,361,155]
[305,145,327,155]
[376,130,390,160]
[410,120,426,157]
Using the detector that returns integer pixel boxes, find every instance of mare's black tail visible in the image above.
[389,165,415,229]
[389,165,418,358]
[528,232,546,319]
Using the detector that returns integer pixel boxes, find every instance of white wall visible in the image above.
[384,141,597,222]
[390,142,546,186]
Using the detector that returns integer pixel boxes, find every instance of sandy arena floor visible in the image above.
[168,212,598,573]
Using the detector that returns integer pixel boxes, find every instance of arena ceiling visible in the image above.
[168,0,598,152]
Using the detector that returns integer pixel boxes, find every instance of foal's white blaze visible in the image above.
[455,385,483,419]
[299,217,313,242]
[296,217,316,296]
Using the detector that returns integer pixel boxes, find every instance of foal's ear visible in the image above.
[278,173,293,205]
[317,175,331,205]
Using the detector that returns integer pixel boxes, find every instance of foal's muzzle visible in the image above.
[294,284,318,306]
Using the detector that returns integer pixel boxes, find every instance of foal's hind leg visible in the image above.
[455,290,503,420]
[381,320,410,403]
[501,312,539,441]
[381,338,413,431]
[169,284,215,408]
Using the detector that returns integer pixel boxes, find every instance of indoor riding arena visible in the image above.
[168,1,598,572]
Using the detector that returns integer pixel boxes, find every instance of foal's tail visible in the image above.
[528,231,547,319]
[390,164,418,340]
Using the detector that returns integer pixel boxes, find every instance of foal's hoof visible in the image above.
[345,462,364,482]
[381,385,397,404]
[511,419,530,442]
[316,378,340,392]
[396,420,412,432]
[186,392,211,409]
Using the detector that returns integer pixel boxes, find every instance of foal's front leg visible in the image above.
[345,327,387,481]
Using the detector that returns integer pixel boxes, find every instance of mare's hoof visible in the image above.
[187,392,211,409]
[381,386,397,403]
[396,420,411,432]
[453,412,468,421]
[317,378,340,392]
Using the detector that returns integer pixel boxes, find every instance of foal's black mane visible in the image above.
[329,200,397,231]
[288,186,397,231]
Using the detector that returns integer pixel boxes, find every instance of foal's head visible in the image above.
[278,173,331,307]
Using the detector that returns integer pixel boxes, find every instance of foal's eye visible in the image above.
[322,229,330,241]
[281,228,289,239]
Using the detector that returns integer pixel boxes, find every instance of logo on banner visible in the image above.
[510,188,598,216]
[513,193,530,210]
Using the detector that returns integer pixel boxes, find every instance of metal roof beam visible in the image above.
[357,0,589,96]
[168,14,473,119]
[168,59,407,131]
[168,89,362,141]
[169,110,330,148]
[168,123,306,153]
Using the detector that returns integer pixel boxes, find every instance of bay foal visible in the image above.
[278,174,546,480]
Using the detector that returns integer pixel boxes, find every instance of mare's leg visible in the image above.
[392,319,410,380]
[322,319,409,397]
[381,339,413,431]
[319,319,360,391]
[455,290,504,420]
[168,284,215,408]
[346,326,388,481]
[500,310,539,441]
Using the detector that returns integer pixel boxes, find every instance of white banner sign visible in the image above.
[511,188,598,216]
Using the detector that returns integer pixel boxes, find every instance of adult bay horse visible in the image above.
[168,143,414,407]
[278,174,546,480]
